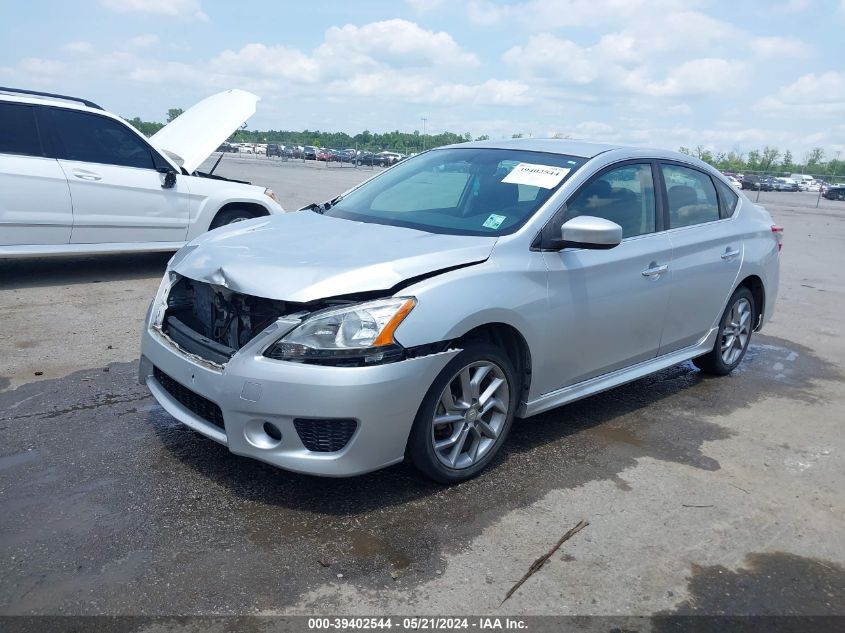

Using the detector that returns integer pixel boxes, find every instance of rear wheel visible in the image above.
[693,287,755,375]
[209,208,255,230]
[407,342,518,484]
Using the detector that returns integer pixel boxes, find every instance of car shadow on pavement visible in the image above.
[0,252,172,290]
[149,334,838,520]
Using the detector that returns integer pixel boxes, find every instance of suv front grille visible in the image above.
[153,367,225,431]
[293,418,357,452]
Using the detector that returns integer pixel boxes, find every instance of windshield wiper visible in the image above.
[302,195,343,215]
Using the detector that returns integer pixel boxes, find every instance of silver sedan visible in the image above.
[140,139,782,483]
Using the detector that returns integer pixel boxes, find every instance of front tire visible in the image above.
[209,208,255,230]
[407,342,519,484]
[693,287,755,376]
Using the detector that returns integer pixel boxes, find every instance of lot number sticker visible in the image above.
[502,163,571,189]
[482,214,506,229]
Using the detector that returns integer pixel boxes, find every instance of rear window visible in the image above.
[714,178,739,218]
[662,164,720,228]
[0,102,42,157]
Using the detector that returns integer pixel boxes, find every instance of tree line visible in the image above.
[678,145,843,178]
[124,111,842,178]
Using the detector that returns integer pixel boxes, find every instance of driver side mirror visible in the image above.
[156,165,177,189]
[558,216,623,250]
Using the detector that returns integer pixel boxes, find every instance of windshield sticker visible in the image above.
[482,214,506,230]
[502,163,571,189]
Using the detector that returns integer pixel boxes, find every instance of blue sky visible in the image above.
[2,0,843,158]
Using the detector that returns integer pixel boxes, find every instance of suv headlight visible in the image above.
[265,297,416,365]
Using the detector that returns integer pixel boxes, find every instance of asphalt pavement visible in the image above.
[1,158,843,619]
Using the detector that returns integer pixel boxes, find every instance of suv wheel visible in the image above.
[407,342,519,483]
[210,208,255,230]
[693,287,755,376]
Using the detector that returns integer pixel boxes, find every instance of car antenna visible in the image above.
[208,150,225,176]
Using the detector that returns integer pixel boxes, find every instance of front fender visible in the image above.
[393,255,550,401]
[183,178,283,240]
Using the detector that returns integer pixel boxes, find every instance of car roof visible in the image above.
[439,137,696,162]
[0,90,104,114]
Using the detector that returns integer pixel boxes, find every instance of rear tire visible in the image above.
[209,208,255,230]
[407,342,519,484]
[693,287,755,376]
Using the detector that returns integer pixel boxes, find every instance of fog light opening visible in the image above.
[263,421,282,441]
[244,419,283,449]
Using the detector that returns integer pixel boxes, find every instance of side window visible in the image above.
[714,179,739,218]
[48,108,155,169]
[0,102,42,157]
[662,164,720,228]
[565,163,656,238]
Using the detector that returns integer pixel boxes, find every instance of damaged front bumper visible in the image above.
[139,283,459,477]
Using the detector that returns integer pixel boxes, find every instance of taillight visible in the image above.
[772,225,783,252]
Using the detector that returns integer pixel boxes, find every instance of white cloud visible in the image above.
[19,57,65,75]
[467,0,689,29]
[320,19,478,68]
[210,44,322,83]
[62,41,94,55]
[777,0,811,12]
[127,34,160,50]
[328,71,531,106]
[99,0,208,21]
[755,71,845,115]
[751,36,813,58]
[404,0,444,11]
[503,33,742,99]
[638,58,742,97]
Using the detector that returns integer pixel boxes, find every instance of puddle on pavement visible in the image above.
[654,552,845,619]
[0,334,840,612]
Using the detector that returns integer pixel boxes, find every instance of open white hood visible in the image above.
[150,89,259,173]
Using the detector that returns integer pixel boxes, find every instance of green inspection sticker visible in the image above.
[482,214,506,229]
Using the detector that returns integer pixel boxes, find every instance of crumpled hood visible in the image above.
[150,89,259,173]
[171,211,497,302]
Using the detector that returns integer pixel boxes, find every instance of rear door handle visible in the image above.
[721,248,741,261]
[641,264,669,278]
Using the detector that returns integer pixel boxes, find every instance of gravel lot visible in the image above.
[1,156,843,618]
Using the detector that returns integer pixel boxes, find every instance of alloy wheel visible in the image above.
[720,297,752,365]
[431,361,510,469]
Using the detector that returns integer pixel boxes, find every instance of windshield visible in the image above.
[324,148,586,236]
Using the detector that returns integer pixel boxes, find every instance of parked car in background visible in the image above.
[140,139,781,482]
[0,87,283,258]
[823,185,845,200]
[266,143,283,157]
[726,175,742,189]
[303,145,317,160]
[376,151,403,166]
[216,142,238,153]
[771,178,798,192]
[741,175,772,191]
[316,148,333,162]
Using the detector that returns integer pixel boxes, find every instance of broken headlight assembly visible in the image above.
[264,297,416,366]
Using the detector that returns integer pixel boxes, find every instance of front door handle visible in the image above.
[72,170,102,181]
[721,248,741,261]
[641,264,669,278]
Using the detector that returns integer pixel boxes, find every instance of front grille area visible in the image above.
[293,418,357,452]
[162,275,293,364]
[153,367,225,431]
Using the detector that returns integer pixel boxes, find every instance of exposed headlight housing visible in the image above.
[264,188,279,204]
[265,298,416,365]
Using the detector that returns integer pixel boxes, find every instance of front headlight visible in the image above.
[265,297,416,365]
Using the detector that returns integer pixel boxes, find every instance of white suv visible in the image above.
[0,87,283,258]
